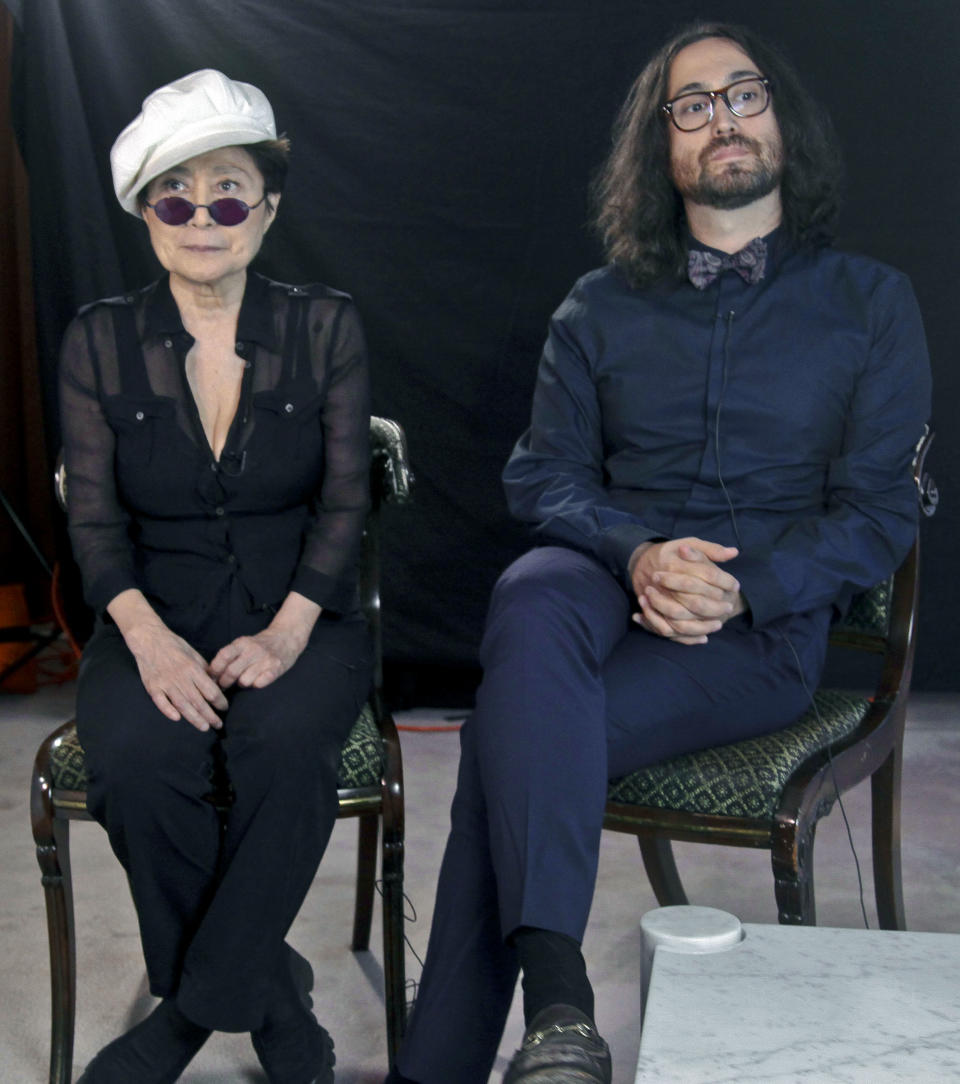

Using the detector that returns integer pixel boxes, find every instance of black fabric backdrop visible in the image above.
[7,0,959,696]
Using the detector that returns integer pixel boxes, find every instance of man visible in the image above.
[388,21,930,1084]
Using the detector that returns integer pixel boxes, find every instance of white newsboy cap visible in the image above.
[110,69,277,216]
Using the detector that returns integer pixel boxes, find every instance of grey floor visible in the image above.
[2,683,958,1084]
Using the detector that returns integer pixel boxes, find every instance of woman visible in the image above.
[59,69,372,1084]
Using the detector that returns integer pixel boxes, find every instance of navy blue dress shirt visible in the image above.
[503,231,932,628]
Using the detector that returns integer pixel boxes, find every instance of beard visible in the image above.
[672,134,784,210]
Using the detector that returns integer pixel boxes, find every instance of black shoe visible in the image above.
[252,1011,335,1084]
[503,1004,611,1083]
[76,998,210,1083]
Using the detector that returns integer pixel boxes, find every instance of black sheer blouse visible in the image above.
[59,272,371,636]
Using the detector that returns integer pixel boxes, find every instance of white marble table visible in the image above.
[636,922,960,1082]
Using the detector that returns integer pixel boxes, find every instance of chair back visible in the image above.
[825,425,934,708]
[362,417,413,690]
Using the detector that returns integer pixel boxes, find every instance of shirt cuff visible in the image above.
[289,565,358,615]
[722,549,788,628]
[86,567,140,614]
[596,524,665,585]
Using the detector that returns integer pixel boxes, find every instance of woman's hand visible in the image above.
[107,589,228,731]
[207,626,304,690]
[629,538,745,645]
[209,591,322,690]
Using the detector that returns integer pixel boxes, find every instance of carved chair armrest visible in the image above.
[370,417,413,507]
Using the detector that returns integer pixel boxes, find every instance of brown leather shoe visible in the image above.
[503,1004,612,1083]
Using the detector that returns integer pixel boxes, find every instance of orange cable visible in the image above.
[396,722,463,732]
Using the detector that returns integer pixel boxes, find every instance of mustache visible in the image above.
[699,134,761,165]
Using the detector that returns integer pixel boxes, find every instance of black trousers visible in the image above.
[76,608,372,1032]
[396,546,830,1083]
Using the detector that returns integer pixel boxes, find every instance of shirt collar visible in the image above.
[143,271,280,351]
[686,224,787,266]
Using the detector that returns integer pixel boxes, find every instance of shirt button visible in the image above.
[226,554,237,565]
[135,411,145,421]
[235,341,245,353]
[215,506,225,517]
[210,462,218,472]
[284,402,294,414]
[163,338,173,349]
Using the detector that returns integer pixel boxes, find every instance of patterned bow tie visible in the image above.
[688,237,767,289]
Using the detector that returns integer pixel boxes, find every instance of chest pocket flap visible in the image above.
[252,386,324,459]
[102,395,176,464]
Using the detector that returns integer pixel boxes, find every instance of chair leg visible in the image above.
[772,819,817,925]
[352,814,379,951]
[380,823,406,1067]
[872,747,906,930]
[34,814,77,1084]
[638,836,690,906]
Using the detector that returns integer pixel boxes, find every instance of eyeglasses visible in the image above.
[143,194,267,226]
[662,77,771,132]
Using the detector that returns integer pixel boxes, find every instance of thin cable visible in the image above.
[0,485,53,576]
[375,879,425,1011]
[715,307,869,928]
[715,311,742,549]
[778,632,870,928]
[396,711,467,733]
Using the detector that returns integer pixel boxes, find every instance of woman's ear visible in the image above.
[264,192,281,229]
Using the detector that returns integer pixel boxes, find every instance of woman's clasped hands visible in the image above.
[112,589,321,731]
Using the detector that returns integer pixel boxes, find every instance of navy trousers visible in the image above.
[396,546,829,1083]
[76,608,372,1032]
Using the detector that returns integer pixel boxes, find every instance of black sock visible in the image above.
[251,952,334,1084]
[80,998,210,1083]
[512,926,595,1027]
[284,941,314,1011]
[384,1069,421,1084]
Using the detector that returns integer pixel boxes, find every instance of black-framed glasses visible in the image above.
[662,77,771,132]
[143,194,267,226]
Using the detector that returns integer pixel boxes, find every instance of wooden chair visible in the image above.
[31,415,413,1084]
[604,428,937,928]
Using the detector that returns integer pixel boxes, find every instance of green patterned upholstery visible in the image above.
[836,578,891,640]
[606,576,891,821]
[48,727,89,792]
[50,701,385,796]
[336,702,386,789]
[607,688,871,819]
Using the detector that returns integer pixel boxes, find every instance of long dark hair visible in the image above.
[593,22,843,286]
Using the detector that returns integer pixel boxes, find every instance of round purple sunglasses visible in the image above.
[144,193,267,226]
